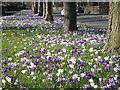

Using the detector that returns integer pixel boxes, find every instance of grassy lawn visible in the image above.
[2,28,120,89]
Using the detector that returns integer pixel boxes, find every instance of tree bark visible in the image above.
[64,2,78,31]
[104,2,120,53]
[34,0,38,14]
[38,0,43,16]
[32,2,35,13]
[45,0,53,22]
[42,0,46,18]
[32,0,38,14]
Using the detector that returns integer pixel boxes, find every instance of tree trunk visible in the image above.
[42,0,46,18]
[34,0,38,14]
[64,2,78,31]
[32,2,35,13]
[32,0,38,14]
[104,2,120,53]
[38,0,43,16]
[45,0,53,22]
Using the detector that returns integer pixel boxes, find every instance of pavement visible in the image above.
[2,10,108,29]
[76,14,108,29]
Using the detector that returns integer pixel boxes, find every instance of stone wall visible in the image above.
[79,2,109,15]
[84,6,100,14]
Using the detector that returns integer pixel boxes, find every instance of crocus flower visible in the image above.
[72,74,78,80]
[5,76,12,83]
[2,67,7,72]
[83,84,90,90]
[21,70,27,74]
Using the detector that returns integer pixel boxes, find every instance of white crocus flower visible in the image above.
[62,48,67,53]
[93,65,97,68]
[69,64,74,68]
[81,44,85,48]
[114,67,119,72]
[95,51,99,55]
[58,56,64,60]
[89,48,94,52]
[94,85,98,89]
[2,79,6,84]
[72,74,78,79]
[99,78,102,82]
[68,57,76,64]
[95,58,98,61]
[8,58,12,61]
[30,62,36,68]
[30,71,34,76]
[90,40,96,44]
[88,62,92,66]
[21,70,27,74]
[90,82,95,87]
[33,76,36,80]
[5,76,12,83]
[91,68,95,72]
[47,52,51,56]
[90,54,94,57]
[81,73,86,78]
[104,56,109,61]
[57,69,64,73]
[101,49,104,52]
[37,35,41,38]
[109,61,114,64]
[56,73,60,76]
[89,78,94,83]
[14,79,18,85]
[98,56,101,59]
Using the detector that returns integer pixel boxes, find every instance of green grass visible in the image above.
[2,28,120,89]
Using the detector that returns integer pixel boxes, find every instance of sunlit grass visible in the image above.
[2,28,120,89]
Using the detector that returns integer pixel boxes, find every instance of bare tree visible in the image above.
[45,0,53,21]
[64,2,78,31]
[42,0,46,18]
[104,2,120,53]
[32,0,38,14]
[38,0,43,16]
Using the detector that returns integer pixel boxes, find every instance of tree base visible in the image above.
[45,14,54,22]
[103,45,120,54]
[38,12,43,16]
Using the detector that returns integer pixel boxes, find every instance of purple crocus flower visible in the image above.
[67,78,76,83]
[102,78,107,84]
[2,67,7,72]
[98,58,104,63]
[77,60,86,67]
[44,40,48,44]
[107,49,112,53]
[34,61,39,66]
[50,62,54,68]
[35,55,40,59]
[57,77,62,82]
[5,48,8,51]
[55,49,60,53]
[1,59,7,64]
[68,70,74,74]
[48,57,54,61]
[104,64,111,71]
[83,84,91,90]
[81,71,93,78]
[47,74,52,80]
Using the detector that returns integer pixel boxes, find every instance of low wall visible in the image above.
[84,6,99,14]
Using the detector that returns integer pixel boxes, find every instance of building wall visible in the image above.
[80,2,109,14]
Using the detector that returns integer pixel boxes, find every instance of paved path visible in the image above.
[2,10,108,29]
[76,14,108,28]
